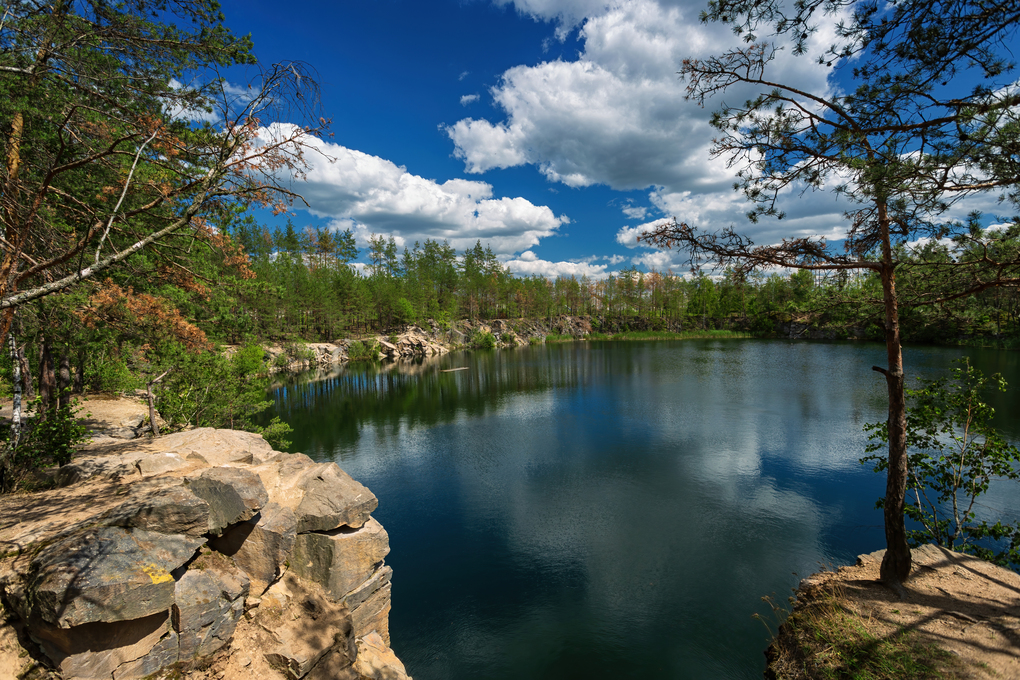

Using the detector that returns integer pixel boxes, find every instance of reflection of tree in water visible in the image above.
[264,345,629,457]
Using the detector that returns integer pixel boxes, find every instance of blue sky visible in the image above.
[214,0,1010,278]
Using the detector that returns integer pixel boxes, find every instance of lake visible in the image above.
[267,339,1020,679]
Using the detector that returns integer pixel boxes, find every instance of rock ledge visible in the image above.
[0,428,410,680]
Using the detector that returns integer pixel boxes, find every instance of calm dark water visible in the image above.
[266,339,1020,680]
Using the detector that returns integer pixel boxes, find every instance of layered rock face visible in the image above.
[0,429,409,680]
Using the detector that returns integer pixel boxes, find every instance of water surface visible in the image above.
[268,339,1020,679]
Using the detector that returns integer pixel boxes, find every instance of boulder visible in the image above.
[156,428,276,466]
[255,458,377,533]
[31,610,175,680]
[342,565,392,612]
[56,451,147,486]
[19,526,203,627]
[112,629,180,680]
[209,501,297,596]
[135,451,188,477]
[100,485,210,537]
[174,553,249,660]
[262,574,356,679]
[291,518,389,600]
[353,631,412,680]
[185,467,268,536]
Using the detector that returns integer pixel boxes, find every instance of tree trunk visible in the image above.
[1,331,22,491]
[74,349,84,393]
[38,337,56,416]
[8,333,22,448]
[58,350,71,408]
[17,344,33,399]
[877,201,912,586]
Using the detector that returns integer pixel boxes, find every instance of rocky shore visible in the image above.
[257,315,615,371]
[0,427,409,680]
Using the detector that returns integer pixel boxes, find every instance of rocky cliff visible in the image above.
[0,428,409,680]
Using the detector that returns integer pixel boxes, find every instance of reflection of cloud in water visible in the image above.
[449,385,828,630]
[277,340,1020,678]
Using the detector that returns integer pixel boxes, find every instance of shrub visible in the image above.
[153,342,276,433]
[0,393,91,491]
[347,340,379,362]
[862,358,1020,569]
[284,341,315,362]
[84,354,139,394]
[258,416,293,451]
[470,330,496,349]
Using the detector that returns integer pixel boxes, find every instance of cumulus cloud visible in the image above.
[259,124,568,256]
[505,251,612,278]
[460,94,481,106]
[440,0,857,260]
[450,0,836,198]
[621,203,648,220]
[493,0,622,38]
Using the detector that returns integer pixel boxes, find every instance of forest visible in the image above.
[7,207,1020,412]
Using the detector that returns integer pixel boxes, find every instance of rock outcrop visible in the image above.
[0,428,410,680]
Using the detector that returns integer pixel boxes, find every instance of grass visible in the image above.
[545,329,752,343]
[766,583,962,680]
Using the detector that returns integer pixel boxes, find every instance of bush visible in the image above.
[84,354,139,394]
[284,341,316,362]
[470,330,496,349]
[258,416,293,451]
[153,342,276,432]
[0,394,91,491]
[862,358,1020,569]
[347,340,379,362]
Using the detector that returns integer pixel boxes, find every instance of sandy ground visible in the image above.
[786,544,1020,678]
[0,392,152,428]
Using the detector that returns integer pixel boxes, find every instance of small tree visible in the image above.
[641,0,1020,584]
[862,359,1020,570]
[0,0,326,337]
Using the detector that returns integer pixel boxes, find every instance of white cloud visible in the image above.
[442,0,853,256]
[459,71,471,81]
[621,204,648,220]
[506,251,612,278]
[258,124,568,256]
[460,94,481,106]
[493,0,622,38]
[451,0,836,196]
[607,254,625,265]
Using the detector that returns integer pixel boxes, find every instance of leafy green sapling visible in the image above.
[862,359,1020,569]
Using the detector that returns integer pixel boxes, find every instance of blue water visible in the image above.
[267,339,1020,679]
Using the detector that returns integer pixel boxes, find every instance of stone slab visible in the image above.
[25,526,203,627]
[291,518,389,600]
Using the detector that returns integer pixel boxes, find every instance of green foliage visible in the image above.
[1,395,91,491]
[862,359,1020,569]
[347,340,380,362]
[284,342,316,362]
[257,417,293,451]
[154,343,274,432]
[83,354,140,394]
[470,330,496,350]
